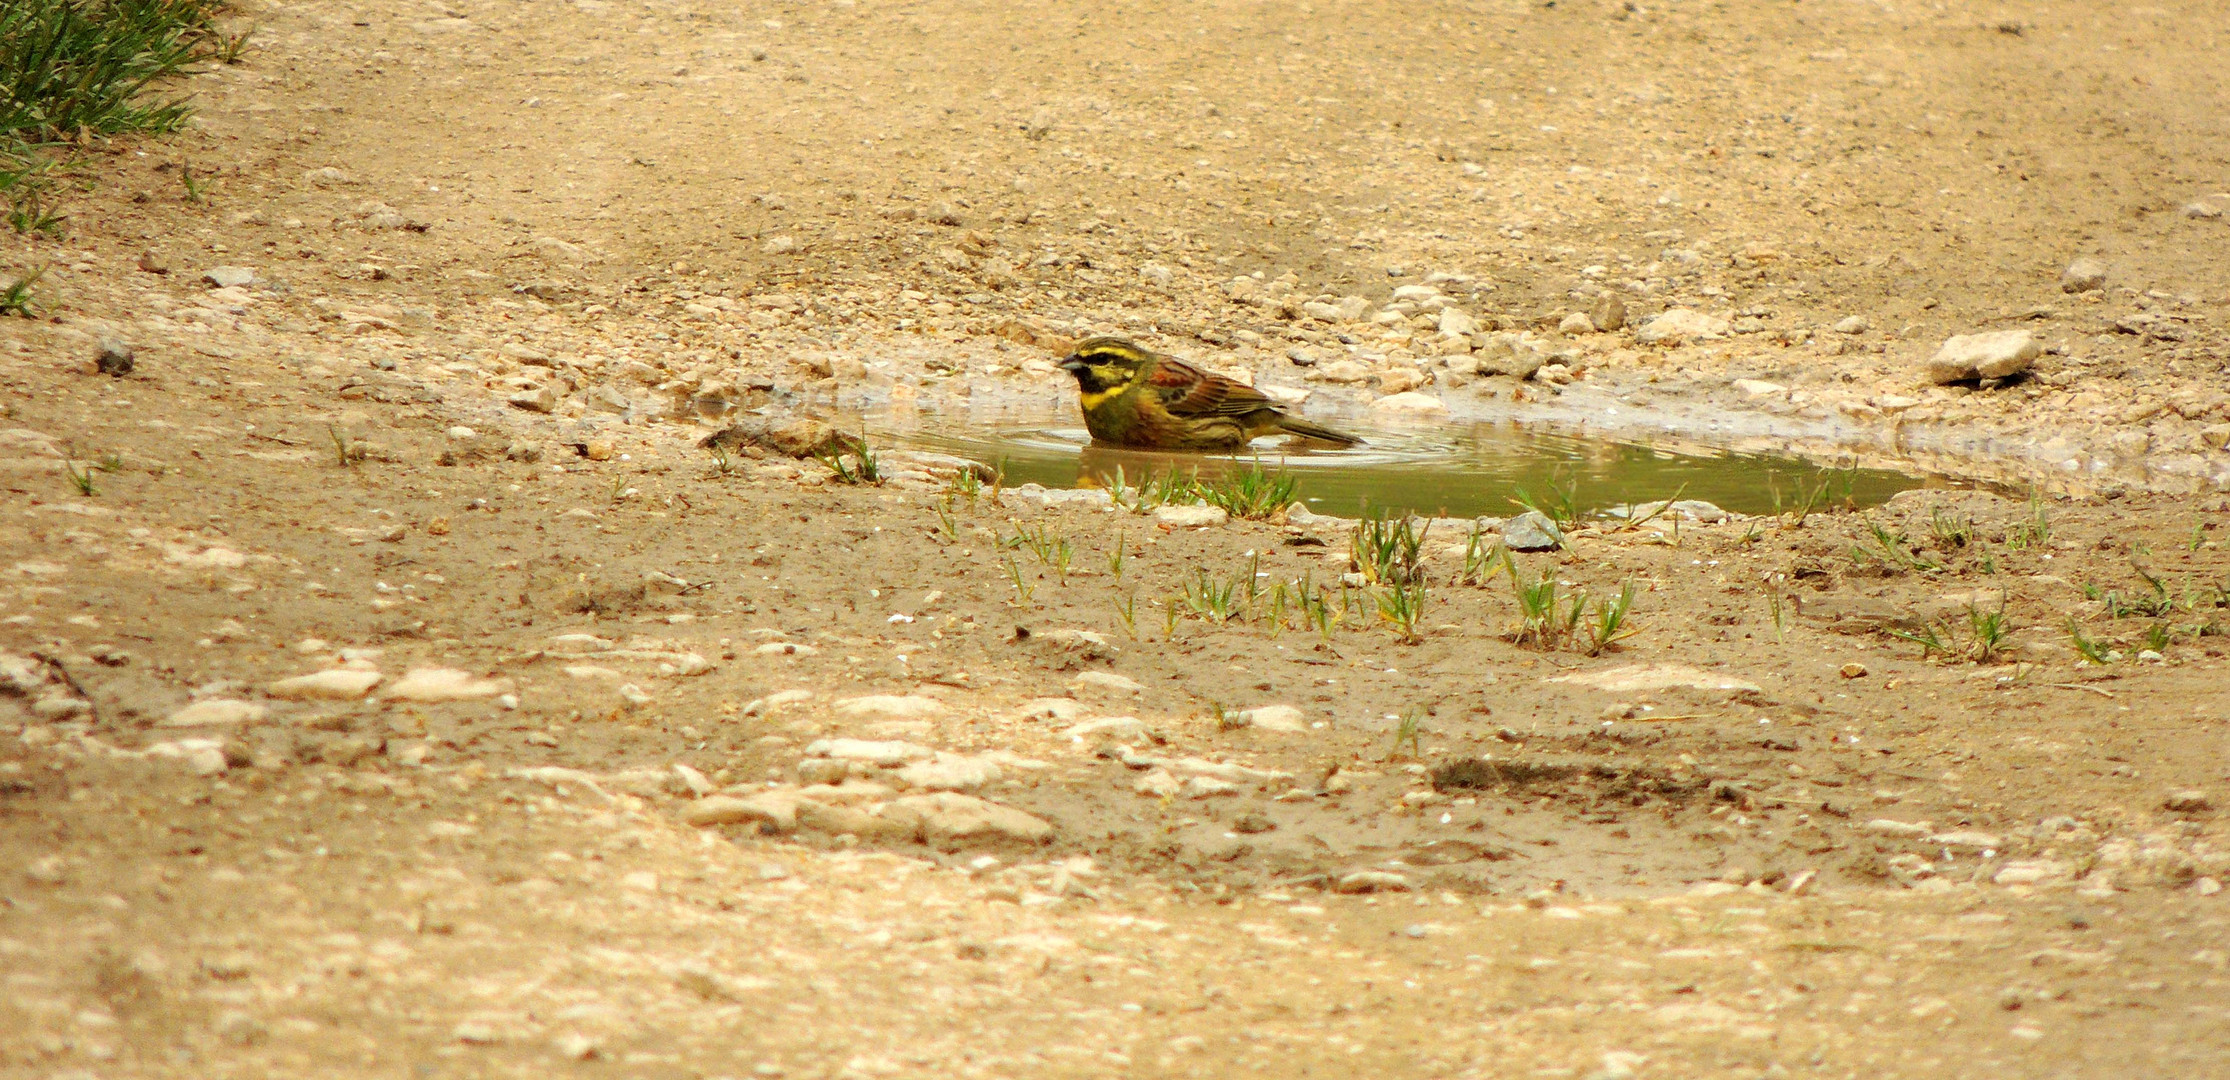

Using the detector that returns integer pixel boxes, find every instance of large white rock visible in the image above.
[1368,391,1447,414]
[833,695,945,719]
[803,738,935,766]
[895,752,1003,792]
[266,669,382,701]
[1153,504,1228,528]
[1925,329,2040,384]
[163,699,269,727]
[1231,705,1308,733]
[1634,308,1730,345]
[385,668,513,702]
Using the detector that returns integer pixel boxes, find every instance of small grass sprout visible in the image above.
[2065,619,2113,665]
[62,457,95,496]
[0,267,45,316]
[1375,581,1428,644]
[816,444,880,485]
[1584,580,1640,655]
[1199,458,1299,520]
[1509,470,1582,531]
[1351,509,1428,586]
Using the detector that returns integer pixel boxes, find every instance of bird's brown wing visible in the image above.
[1147,357,1279,419]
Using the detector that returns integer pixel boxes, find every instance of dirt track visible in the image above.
[3,0,2230,1076]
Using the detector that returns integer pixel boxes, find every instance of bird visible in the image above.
[1057,336,1361,451]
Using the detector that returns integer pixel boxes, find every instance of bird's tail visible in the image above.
[1274,415,1363,447]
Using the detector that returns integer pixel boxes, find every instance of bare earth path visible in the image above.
[3,0,2229,1077]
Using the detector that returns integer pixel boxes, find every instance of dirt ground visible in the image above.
[4,0,2230,1077]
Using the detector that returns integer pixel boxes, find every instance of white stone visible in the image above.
[1184,776,1240,798]
[1334,870,1411,894]
[1545,664,1761,694]
[1369,391,1446,414]
[1557,312,1596,335]
[162,699,268,727]
[834,694,945,719]
[1437,308,1478,336]
[1731,378,1787,397]
[1993,859,2069,886]
[803,738,935,766]
[682,791,802,830]
[266,669,382,700]
[1231,705,1308,733]
[1833,315,1871,334]
[1072,671,1143,694]
[879,792,1053,843]
[1153,504,1228,528]
[385,668,513,702]
[1063,716,1150,740]
[145,738,229,776]
[1863,819,1932,838]
[1133,768,1182,797]
[203,266,257,288]
[2060,257,2108,292]
[1634,308,1729,345]
[1926,830,2003,849]
[1926,329,2040,384]
[896,753,1003,792]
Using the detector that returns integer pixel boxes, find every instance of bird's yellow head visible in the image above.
[1059,337,1153,398]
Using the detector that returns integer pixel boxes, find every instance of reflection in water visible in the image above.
[893,419,1935,519]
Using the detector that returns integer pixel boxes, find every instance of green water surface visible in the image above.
[894,420,1934,520]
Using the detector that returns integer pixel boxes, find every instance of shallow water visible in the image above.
[887,416,1943,520]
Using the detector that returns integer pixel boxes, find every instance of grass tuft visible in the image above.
[1198,458,1298,520]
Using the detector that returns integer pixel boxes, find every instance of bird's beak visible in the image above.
[1058,356,1087,374]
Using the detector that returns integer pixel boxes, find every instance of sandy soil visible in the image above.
[3,0,2230,1076]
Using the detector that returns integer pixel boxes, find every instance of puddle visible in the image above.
[885,414,1940,519]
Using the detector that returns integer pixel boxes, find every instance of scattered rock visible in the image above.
[2164,790,2213,814]
[202,266,256,288]
[880,792,1052,844]
[1133,768,1182,797]
[1153,504,1228,528]
[1334,870,1412,894]
[1863,819,1932,838]
[1184,776,1241,798]
[1062,716,1150,740]
[1925,329,2040,384]
[1634,308,1729,345]
[1832,315,1870,335]
[1228,705,1308,733]
[1558,312,1596,335]
[683,791,802,830]
[834,695,946,720]
[385,668,513,702]
[1470,333,1547,379]
[2060,257,2108,293]
[700,417,864,459]
[1500,511,1564,551]
[1993,859,2070,886]
[1926,830,2003,849]
[804,738,935,766]
[1590,295,1628,332]
[1546,664,1763,695]
[266,669,383,701]
[162,699,268,727]
[1838,662,1868,679]
[895,752,1003,792]
[1368,391,1447,414]
[1072,671,1143,695]
[95,341,135,377]
[508,386,558,413]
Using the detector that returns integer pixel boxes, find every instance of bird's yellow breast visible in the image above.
[1077,387,1120,411]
